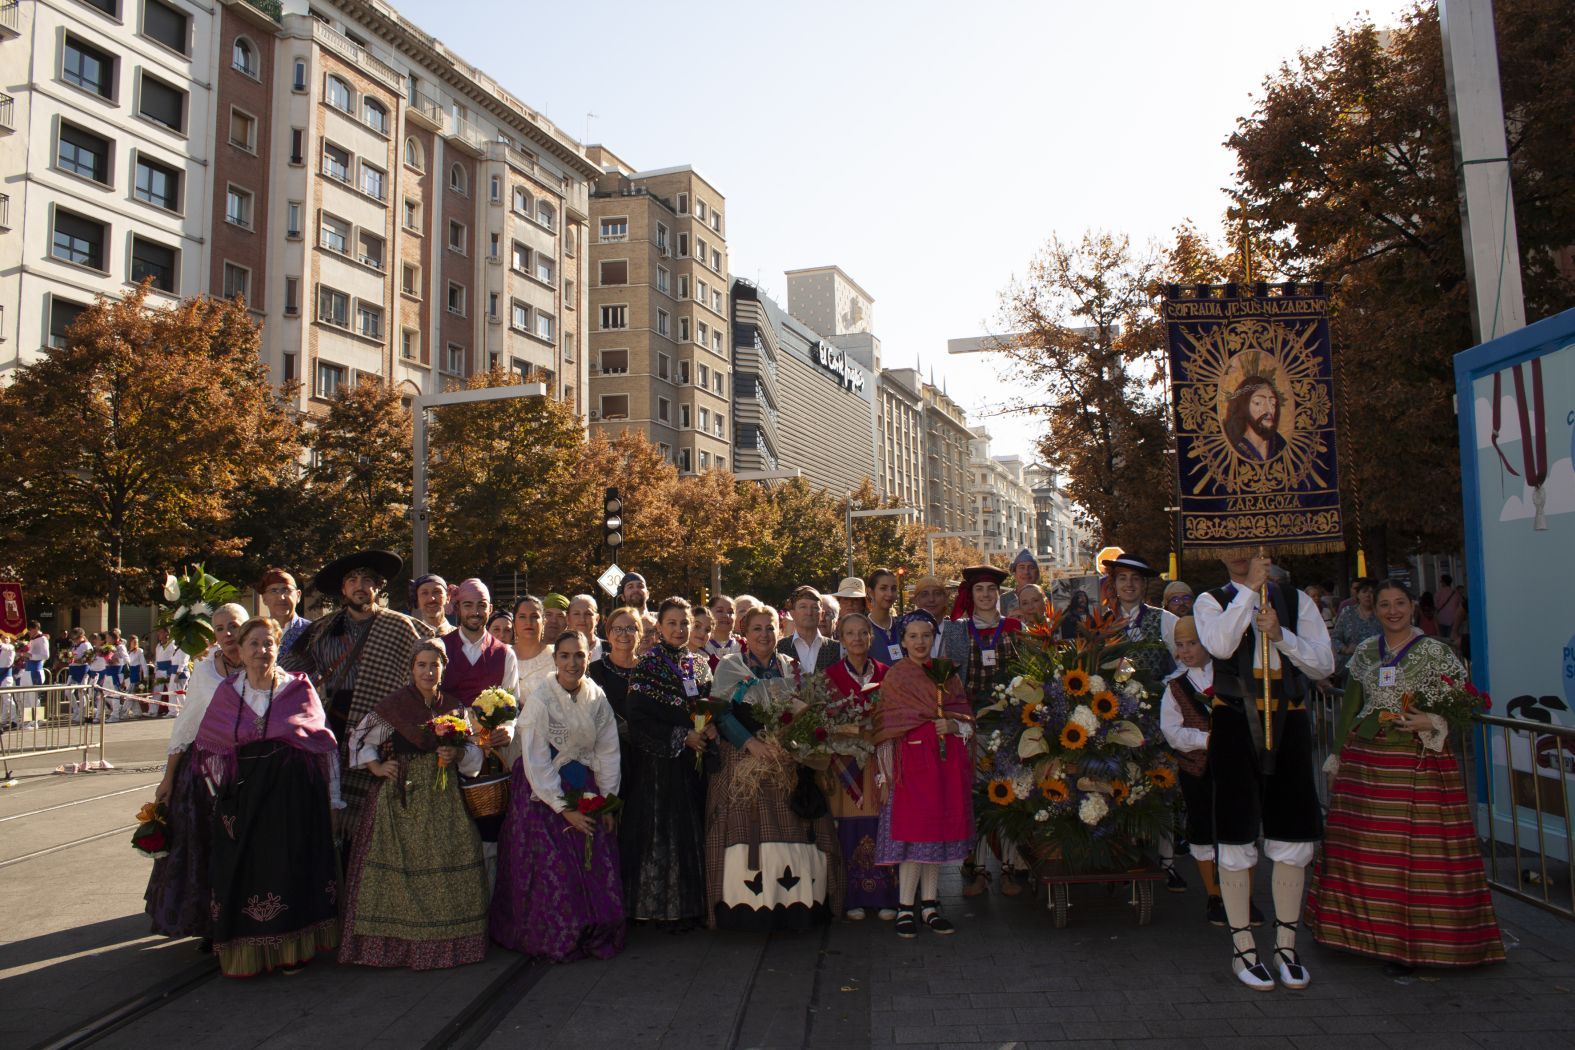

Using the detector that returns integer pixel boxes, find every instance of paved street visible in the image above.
[6,720,1575,1049]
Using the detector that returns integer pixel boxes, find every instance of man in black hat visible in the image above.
[1102,553,1178,687]
[282,549,433,830]
[618,572,650,616]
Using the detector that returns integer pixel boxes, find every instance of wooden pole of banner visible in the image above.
[1259,546,1273,752]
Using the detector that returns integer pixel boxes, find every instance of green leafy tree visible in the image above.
[307,378,413,558]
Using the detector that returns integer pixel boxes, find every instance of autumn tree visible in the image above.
[1227,0,1575,555]
[994,231,1174,564]
[721,477,845,603]
[307,378,413,559]
[0,287,301,624]
[663,469,774,600]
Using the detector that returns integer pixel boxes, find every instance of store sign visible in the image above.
[814,341,865,394]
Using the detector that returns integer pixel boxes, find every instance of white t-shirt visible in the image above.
[0,641,15,675]
[28,634,50,662]
[126,648,147,670]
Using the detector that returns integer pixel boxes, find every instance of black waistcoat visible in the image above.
[1206,582,1308,704]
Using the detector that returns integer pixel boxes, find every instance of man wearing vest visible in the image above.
[1193,553,1334,992]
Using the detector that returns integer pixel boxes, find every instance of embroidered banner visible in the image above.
[1163,283,1344,558]
[0,582,25,636]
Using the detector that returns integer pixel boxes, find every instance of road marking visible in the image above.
[0,781,161,823]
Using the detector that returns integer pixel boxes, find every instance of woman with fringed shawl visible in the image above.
[339,639,489,969]
[873,610,974,939]
[197,618,341,977]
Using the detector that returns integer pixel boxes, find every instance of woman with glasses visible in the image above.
[621,599,711,929]
[492,630,625,961]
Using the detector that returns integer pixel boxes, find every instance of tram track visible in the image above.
[0,780,163,823]
[419,955,543,1050]
[28,959,220,1050]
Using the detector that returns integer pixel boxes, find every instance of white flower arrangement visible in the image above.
[1069,705,1099,734]
[1079,793,1109,825]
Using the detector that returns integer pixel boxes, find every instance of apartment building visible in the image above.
[968,426,1037,561]
[920,378,972,533]
[729,277,873,493]
[1026,462,1093,572]
[585,146,730,474]
[2,0,596,418]
[876,366,926,515]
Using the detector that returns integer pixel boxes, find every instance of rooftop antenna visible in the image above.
[583,112,599,143]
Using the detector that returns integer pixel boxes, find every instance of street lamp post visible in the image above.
[925,530,975,575]
[410,381,548,578]
[846,503,918,580]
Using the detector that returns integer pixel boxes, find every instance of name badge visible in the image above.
[1378,667,1397,688]
[683,679,699,697]
[981,649,997,667]
[888,643,904,662]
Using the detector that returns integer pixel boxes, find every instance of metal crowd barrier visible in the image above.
[0,682,106,778]
[1468,715,1575,919]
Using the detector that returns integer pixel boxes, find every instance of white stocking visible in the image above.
[1272,862,1306,952]
[898,862,920,908]
[1219,865,1257,968]
[919,863,940,903]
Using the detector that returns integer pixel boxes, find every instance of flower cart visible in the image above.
[975,613,1178,929]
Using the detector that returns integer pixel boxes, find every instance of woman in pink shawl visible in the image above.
[872,610,974,939]
[197,618,341,977]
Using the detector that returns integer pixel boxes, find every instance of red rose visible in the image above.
[780,711,794,725]
[1482,695,1492,711]
[1203,687,1215,698]
[813,727,828,742]
[141,831,166,851]
[576,797,594,814]
[1441,674,1456,686]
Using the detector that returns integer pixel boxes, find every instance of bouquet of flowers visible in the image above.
[818,674,879,760]
[562,789,624,869]
[471,687,518,731]
[974,626,1176,873]
[131,801,171,859]
[425,714,472,790]
[1391,673,1492,735]
[156,566,240,658]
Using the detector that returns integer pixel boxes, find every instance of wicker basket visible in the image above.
[460,771,510,819]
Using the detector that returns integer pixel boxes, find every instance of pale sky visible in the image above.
[397,0,1421,460]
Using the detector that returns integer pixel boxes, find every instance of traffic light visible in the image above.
[603,488,624,550]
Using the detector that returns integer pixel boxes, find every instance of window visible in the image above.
[697,238,708,264]
[315,361,346,398]
[318,212,349,252]
[677,274,690,299]
[697,363,708,387]
[677,360,690,384]
[599,217,627,242]
[512,186,531,214]
[356,302,382,338]
[566,228,576,256]
[130,236,176,291]
[510,241,529,273]
[82,0,117,14]
[284,276,300,315]
[679,317,691,342]
[535,255,553,284]
[510,300,528,332]
[696,321,708,345]
[713,289,723,312]
[134,155,179,210]
[400,328,419,361]
[317,285,349,327]
[232,38,257,77]
[656,309,670,337]
[446,282,466,316]
[678,448,692,473]
[599,349,629,374]
[289,128,304,164]
[699,451,710,469]
[696,200,707,222]
[697,279,708,303]
[535,312,553,341]
[442,343,466,376]
[680,404,691,428]
[401,262,419,296]
[599,395,630,421]
[292,59,306,92]
[64,35,115,98]
[600,305,627,330]
[448,163,466,194]
[712,211,722,232]
[715,412,725,437]
[286,201,302,238]
[138,74,185,131]
[712,330,722,353]
[325,75,352,112]
[49,298,87,348]
[677,233,689,257]
[225,186,252,228]
[565,280,575,307]
[143,0,188,54]
[229,108,256,151]
[404,137,423,170]
[51,210,105,270]
[657,397,671,423]
[712,249,722,271]
[402,198,420,230]
[716,372,725,395]
[357,230,384,270]
[222,262,249,299]
[656,223,669,251]
[599,260,627,286]
[57,123,111,184]
[360,163,386,201]
[363,98,389,134]
[536,201,554,230]
[447,220,466,254]
[488,232,499,259]
[676,192,688,214]
[656,266,670,294]
[321,142,350,182]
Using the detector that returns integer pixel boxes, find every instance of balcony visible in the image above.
[311,20,401,91]
[0,92,13,132]
[0,193,9,230]
[406,91,443,131]
[445,115,490,156]
[0,0,18,35]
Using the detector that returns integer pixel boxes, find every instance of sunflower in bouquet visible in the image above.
[974,625,1176,873]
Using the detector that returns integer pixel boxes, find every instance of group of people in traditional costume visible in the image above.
[136,543,1503,987]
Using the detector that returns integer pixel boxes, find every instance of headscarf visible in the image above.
[408,573,449,612]
[450,578,490,615]
[1163,581,1193,603]
[542,592,571,612]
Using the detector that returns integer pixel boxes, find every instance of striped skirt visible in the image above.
[1306,730,1505,967]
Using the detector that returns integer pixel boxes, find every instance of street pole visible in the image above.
[848,505,919,580]
[410,381,547,577]
[926,530,974,575]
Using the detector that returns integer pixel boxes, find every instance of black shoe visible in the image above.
[1383,961,1415,978]
[1249,900,1265,927]
[1206,895,1226,926]
[1164,864,1188,893]
[895,907,918,939]
[920,900,955,935]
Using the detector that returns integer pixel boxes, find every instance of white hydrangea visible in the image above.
[1013,771,1034,800]
[1089,675,1108,695]
[1079,794,1109,825]
[1069,705,1099,734]
[1034,808,1051,822]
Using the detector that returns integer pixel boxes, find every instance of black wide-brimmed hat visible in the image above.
[959,564,1010,587]
[314,549,403,595]
[1101,553,1160,578]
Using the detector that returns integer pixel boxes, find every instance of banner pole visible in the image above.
[1259,545,1272,752]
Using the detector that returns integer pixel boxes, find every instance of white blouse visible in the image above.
[166,651,236,755]
[519,674,620,812]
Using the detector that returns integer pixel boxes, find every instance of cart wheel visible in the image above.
[1052,883,1070,928]
[1136,880,1154,926]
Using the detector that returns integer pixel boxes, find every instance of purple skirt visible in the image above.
[837,816,898,909]
[874,797,972,866]
[144,749,212,938]
[490,759,625,962]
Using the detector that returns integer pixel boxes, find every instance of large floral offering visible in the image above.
[471,687,518,732]
[974,624,1177,873]
[156,565,240,658]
